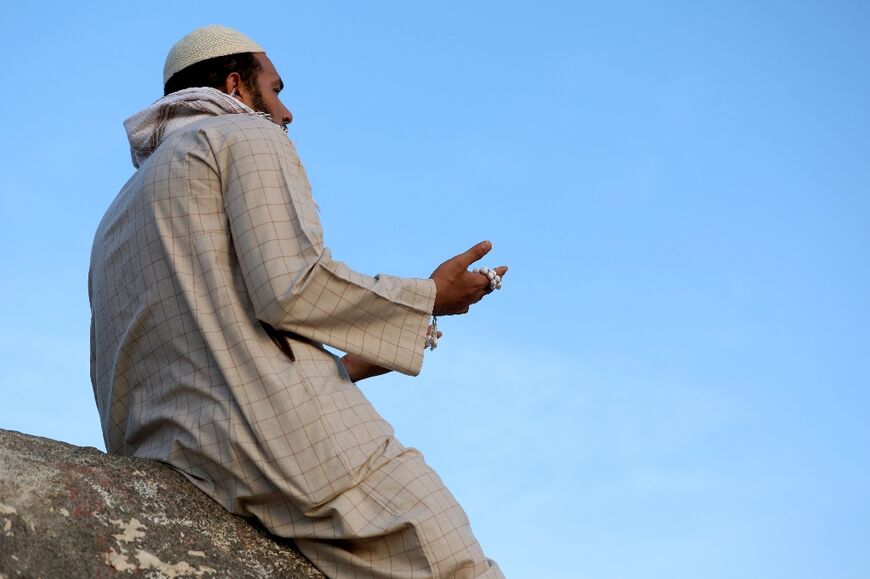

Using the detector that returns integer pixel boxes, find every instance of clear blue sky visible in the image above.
[1,2,868,578]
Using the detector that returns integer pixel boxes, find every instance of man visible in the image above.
[90,25,506,578]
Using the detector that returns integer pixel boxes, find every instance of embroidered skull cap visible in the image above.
[164,25,265,86]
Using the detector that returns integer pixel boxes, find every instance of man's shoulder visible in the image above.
[189,114,288,145]
[173,114,294,167]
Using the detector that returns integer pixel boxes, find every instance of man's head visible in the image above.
[163,25,292,128]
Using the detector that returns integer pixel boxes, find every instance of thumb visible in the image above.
[456,240,492,268]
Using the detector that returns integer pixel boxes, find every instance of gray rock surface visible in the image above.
[0,429,324,578]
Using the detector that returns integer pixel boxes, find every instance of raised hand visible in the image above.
[430,241,508,316]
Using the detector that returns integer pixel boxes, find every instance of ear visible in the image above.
[221,72,243,97]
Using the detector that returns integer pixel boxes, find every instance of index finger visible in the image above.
[455,240,492,268]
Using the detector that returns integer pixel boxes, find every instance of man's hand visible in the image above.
[342,354,392,382]
[430,241,508,316]
[342,325,442,381]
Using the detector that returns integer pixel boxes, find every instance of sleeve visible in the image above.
[214,119,436,376]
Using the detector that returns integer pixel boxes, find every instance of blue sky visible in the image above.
[1,2,869,577]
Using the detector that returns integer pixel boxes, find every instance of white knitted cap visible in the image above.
[163,25,265,86]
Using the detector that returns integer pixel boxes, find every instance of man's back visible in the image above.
[92,110,423,507]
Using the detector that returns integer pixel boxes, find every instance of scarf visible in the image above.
[124,87,263,168]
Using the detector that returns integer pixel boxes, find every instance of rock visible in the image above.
[0,429,324,578]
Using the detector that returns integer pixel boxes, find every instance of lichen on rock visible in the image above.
[0,429,324,578]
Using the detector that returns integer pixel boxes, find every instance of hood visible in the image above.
[123,87,255,168]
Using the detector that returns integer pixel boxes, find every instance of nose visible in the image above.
[282,105,293,125]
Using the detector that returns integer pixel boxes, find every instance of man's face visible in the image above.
[240,53,293,129]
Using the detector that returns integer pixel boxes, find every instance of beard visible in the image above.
[248,84,288,135]
[249,84,269,117]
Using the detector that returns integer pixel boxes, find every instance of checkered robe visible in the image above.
[89,100,502,578]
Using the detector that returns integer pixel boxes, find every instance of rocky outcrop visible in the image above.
[0,429,323,578]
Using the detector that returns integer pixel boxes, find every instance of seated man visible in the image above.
[89,25,506,578]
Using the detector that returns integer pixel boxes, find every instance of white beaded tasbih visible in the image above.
[473,266,503,291]
[424,316,439,351]
[424,267,503,352]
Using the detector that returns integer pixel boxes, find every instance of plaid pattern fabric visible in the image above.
[89,111,502,578]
